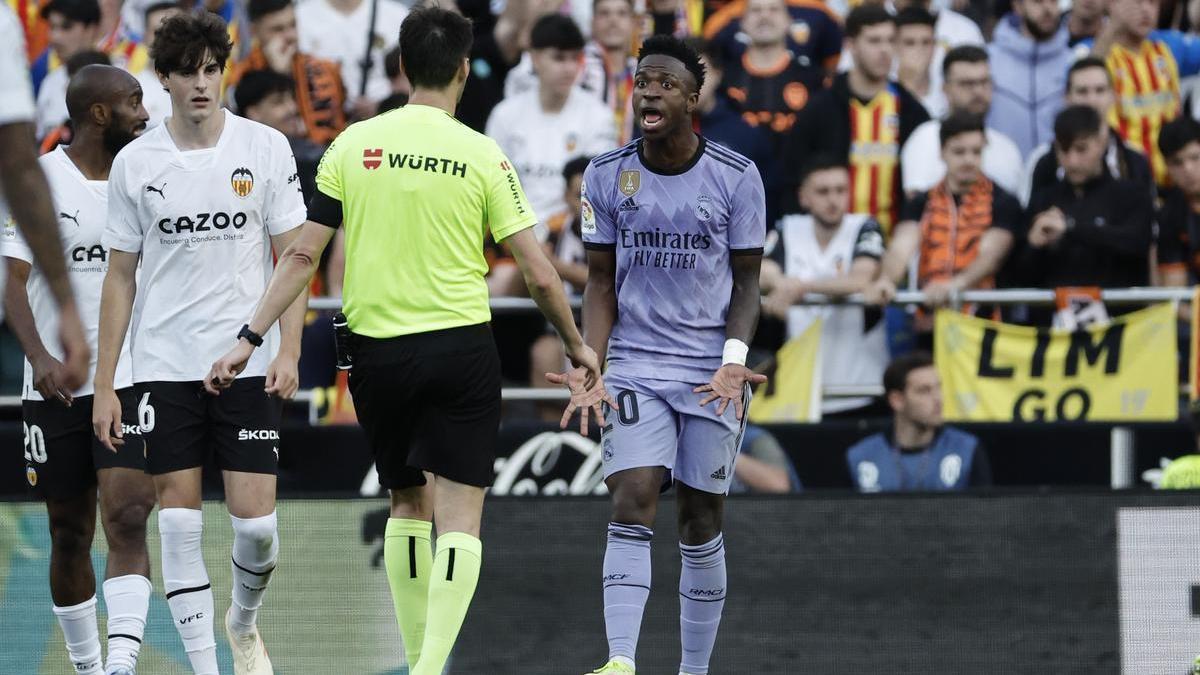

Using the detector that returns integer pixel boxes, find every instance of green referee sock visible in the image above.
[385,518,433,667]
[412,532,482,675]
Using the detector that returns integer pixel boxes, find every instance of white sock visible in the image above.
[52,596,102,675]
[159,508,218,675]
[102,574,152,672]
[228,511,279,636]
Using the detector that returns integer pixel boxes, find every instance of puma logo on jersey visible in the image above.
[145,182,166,199]
[59,210,79,226]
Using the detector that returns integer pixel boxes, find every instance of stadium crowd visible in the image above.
[6,0,1200,485]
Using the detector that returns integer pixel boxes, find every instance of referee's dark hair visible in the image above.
[939,111,985,147]
[530,14,585,51]
[247,0,292,24]
[638,35,706,93]
[40,0,100,25]
[399,7,473,90]
[883,351,935,395]
[151,12,233,76]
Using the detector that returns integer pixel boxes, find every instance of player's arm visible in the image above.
[0,122,88,390]
[206,220,334,393]
[93,249,139,451]
[581,246,617,363]
[263,226,310,400]
[507,228,583,351]
[4,257,73,404]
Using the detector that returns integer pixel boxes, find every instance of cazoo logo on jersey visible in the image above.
[157,211,248,236]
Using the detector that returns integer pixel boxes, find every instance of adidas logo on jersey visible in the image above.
[618,197,639,212]
[710,466,728,480]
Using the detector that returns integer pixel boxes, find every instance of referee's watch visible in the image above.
[237,324,264,347]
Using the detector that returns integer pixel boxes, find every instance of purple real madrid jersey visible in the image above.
[581,137,766,383]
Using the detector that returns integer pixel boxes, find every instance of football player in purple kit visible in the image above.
[571,34,767,675]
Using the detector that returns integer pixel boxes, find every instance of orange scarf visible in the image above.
[918,176,996,288]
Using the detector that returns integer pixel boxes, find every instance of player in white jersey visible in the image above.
[0,4,91,391]
[2,64,155,675]
[92,13,308,675]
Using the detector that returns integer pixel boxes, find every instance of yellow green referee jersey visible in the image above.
[314,104,537,338]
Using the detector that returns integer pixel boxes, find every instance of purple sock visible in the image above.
[603,522,653,663]
[679,533,726,675]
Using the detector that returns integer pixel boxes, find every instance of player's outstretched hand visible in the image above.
[265,353,300,400]
[92,387,124,452]
[31,353,74,406]
[564,343,604,390]
[204,341,255,395]
[694,364,768,420]
[545,367,616,435]
[57,303,90,392]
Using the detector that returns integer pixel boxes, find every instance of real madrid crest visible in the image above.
[619,170,640,197]
[694,194,713,222]
[231,167,254,198]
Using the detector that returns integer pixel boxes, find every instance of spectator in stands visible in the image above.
[691,38,775,190]
[784,6,929,232]
[1066,0,1105,46]
[377,45,408,113]
[35,0,101,139]
[702,0,842,73]
[131,2,180,127]
[901,46,1023,198]
[295,0,408,118]
[719,0,826,146]
[1022,57,1154,206]
[895,7,944,119]
[1156,116,1200,285]
[486,14,616,229]
[730,427,799,493]
[868,113,1020,313]
[847,351,991,493]
[760,155,889,416]
[1011,105,1153,292]
[231,0,347,145]
[580,0,639,143]
[234,70,323,203]
[529,156,590,393]
[452,0,531,132]
[987,0,1072,159]
[1084,0,1200,186]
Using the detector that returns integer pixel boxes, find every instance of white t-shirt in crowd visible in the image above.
[102,111,306,383]
[135,68,172,128]
[900,120,1023,196]
[0,6,35,126]
[773,213,890,414]
[296,0,408,104]
[1,147,135,399]
[35,66,68,140]
[486,86,616,226]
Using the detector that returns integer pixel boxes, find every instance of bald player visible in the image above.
[0,5,90,392]
[2,64,155,675]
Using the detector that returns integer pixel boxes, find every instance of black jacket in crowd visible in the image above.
[1010,171,1153,289]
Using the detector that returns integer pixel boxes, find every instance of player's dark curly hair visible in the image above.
[151,12,233,76]
[637,35,706,93]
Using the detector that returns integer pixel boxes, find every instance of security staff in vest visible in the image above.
[203,8,607,674]
[847,351,991,492]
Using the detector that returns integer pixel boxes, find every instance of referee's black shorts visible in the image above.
[348,323,501,489]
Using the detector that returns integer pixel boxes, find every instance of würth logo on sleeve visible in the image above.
[230,167,254,198]
[363,148,383,170]
[500,160,511,171]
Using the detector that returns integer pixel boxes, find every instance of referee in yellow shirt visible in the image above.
[203,7,606,673]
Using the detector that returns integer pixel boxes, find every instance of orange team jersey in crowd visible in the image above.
[8,0,47,62]
[848,84,900,232]
[229,48,348,145]
[1089,31,1200,185]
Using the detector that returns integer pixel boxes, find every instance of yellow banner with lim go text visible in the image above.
[935,304,1177,422]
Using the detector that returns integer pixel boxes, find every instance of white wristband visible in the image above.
[722,339,748,366]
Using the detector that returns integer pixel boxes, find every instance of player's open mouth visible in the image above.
[191,97,210,105]
[641,109,664,130]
